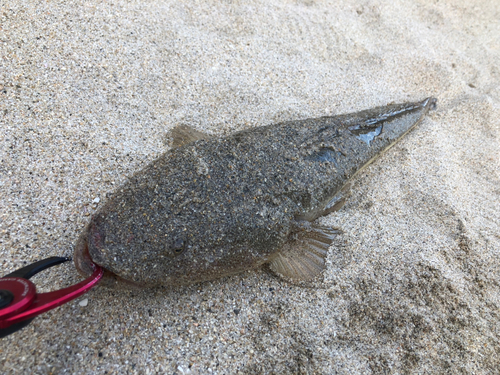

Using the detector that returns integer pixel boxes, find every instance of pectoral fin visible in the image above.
[321,182,351,216]
[296,183,351,222]
[167,124,211,148]
[269,222,340,281]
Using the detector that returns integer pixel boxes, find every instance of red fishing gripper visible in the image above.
[0,257,103,338]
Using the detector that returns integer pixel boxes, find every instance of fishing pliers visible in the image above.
[0,257,103,338]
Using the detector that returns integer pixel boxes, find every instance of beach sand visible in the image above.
[1,0,499,373]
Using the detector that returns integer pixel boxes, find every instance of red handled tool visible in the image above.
[0,257,103,338]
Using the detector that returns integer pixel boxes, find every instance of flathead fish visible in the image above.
[74,97,437,287]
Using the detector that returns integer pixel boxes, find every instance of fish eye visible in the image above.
[172,237,185,255]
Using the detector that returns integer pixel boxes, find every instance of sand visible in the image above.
[1,0,499,373]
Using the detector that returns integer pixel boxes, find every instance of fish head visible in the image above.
[73,219,145,289]
[73,194,218,288]
[74,200,270,288]
[73,196,168,288]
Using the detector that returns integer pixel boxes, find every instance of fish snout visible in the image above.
[73,225,95,278]
[74,220,110,280]
[89,218,106,252]
[74,219,106,277]
[73,220,145,289]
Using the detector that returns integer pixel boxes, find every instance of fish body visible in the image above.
[74,98,437,287]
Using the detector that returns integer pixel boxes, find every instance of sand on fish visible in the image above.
[1,0,499,374]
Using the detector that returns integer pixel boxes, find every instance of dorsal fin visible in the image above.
[167,124,211,148]
[269,221,340,282]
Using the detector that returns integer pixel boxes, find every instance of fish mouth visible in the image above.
[73,225,143,289]
[73,226,97,278]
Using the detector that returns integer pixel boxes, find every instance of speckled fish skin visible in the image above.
[74,97,437,287]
